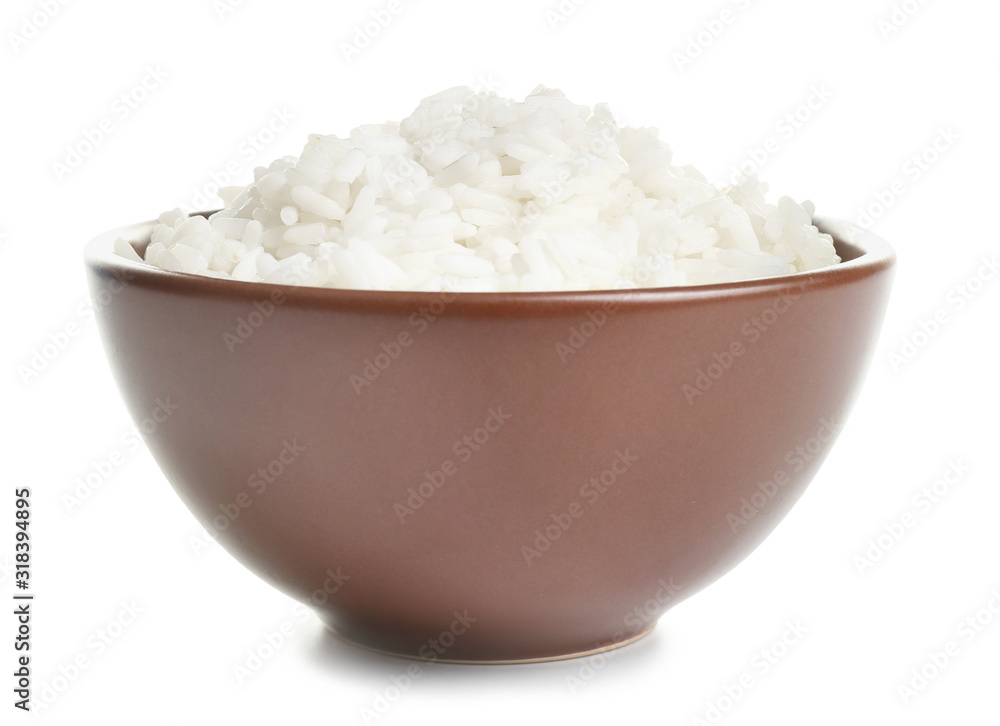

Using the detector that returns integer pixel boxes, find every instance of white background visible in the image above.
[3,0,998,724]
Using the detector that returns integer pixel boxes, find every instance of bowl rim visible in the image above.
[84,213,895,309]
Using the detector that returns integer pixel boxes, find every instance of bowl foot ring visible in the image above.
[325,624,656,664]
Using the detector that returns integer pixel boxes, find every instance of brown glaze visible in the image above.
[84,216,894,663]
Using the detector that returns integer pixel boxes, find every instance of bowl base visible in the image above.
[325,624,656,664]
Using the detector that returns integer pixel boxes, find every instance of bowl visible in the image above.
[84,215,894,663]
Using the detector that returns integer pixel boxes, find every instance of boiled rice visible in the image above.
[124,85,840,291]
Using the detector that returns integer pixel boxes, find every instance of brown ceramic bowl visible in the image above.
[84,215,894,663]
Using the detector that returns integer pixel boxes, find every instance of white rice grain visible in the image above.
[126,85,840,291]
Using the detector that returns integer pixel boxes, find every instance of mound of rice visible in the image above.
[119,85,840,291]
